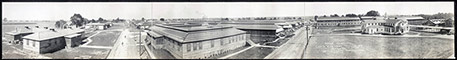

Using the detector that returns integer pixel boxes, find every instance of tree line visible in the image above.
[55,14,126,29]
[316,10,380,18]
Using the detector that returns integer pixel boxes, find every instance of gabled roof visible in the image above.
[362,20,387,23]
[151,25,245,43]
[366,25,385,28]
[223,24,279,30]
[5,27,51,35]
[155,24,233,32]
[23,29,85,41]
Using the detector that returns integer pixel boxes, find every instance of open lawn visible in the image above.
[264,38,289,46]
[304,35,454,59]
[87,31,121,47]
[250,36,276,44]
[227,47,275,59]
[42,47,110,59]
[2,43,29,59]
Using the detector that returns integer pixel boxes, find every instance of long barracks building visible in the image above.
[148,23,247,59]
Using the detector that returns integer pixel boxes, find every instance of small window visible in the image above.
[32,41,35,47]
[220,39,224,45]
[199,42,203,50]
[211,40,214,48]
[193,43,198,50]
[187,44,191,52]
[26,39,29,45]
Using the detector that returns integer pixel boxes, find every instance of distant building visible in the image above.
[21,29,84,54]
[423,19,447,26]
[219,20,302,43]
[85,23,110,30]
[136,22,153,29]
[314,17,362,27]
[397,16,425,25]
[361,18,410,35]
[444,18,454,27]
[148,24,247,59]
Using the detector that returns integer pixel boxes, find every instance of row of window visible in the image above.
[186,34,246,52]
[316,20,359,22]
[366,23,385,26]
[317,23,359,26]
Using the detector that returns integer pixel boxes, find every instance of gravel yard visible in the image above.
[304,35,454,59]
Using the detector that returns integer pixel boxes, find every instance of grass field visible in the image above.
[41,47,110,59]
[304,35,454,59]
[227,47,275,59]
[87,31,121,47]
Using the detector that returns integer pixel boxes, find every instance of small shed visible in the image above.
[64,34,82,48]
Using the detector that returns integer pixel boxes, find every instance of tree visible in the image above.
[55,20,67,29]
[345,14,357,17]
[141,17,145,21]
[114,17,120,23]
[3,18,7,22]
[365,10,380,16]
[323,15,327,17]
[90,19,96,23]
[98,17,105,23]
[331,14,339,17]
[415,13,454,19]
[160,18,165,21]
[70,14,85,27]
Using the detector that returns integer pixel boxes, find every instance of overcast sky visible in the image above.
[2,2,454,20]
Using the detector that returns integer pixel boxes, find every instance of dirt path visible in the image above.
[106,29,141,59]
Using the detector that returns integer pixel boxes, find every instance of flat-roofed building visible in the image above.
[314,17,362,27]
[21,29,84,54]
[149,24,247,59]
[4,26,51,44]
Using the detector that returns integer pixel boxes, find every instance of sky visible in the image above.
[2,2,454,20]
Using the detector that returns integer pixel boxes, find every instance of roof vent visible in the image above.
[25,26,30,29]
[50,29,56,32]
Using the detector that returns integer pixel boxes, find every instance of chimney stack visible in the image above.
[44,27,48,29]
[35,26,39,28]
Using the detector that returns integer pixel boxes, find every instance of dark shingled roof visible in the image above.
[150,25,246,43]
[5,27,51,35]
[22,29,85,41]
